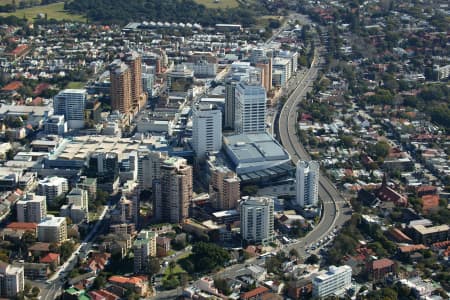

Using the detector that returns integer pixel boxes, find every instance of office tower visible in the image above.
[16,193,47,223]
[142,73,154,96]
[110,60,132,114]
[272,57,291,86]
[240,196,274,245]
[37,216,67,243]
[126,51,147,111]
[192,103,222,160]
[296,161,320,207]
[209,166,240,210]
[278,50,298,74]
[234,82,267,134]
[167,64,194,93]
[153,157,192,223]
[224,81,237,130]
[37,176,68,203]
[137,150,168,190]
[77,177,97,201]
[88,152,119,183]
[256,58,272,93]
[53,89,87,130]
[0,263,24,298]
[133,230,157,273]
[312,265,352,298]
[117,196,133,223]
[250,48,267,64]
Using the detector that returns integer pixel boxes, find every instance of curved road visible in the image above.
[277,49,352,256]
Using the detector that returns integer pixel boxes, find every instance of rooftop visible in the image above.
[38,216,66,227]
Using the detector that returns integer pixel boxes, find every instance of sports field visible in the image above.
[194,0,239,9]
[0,2,84,22]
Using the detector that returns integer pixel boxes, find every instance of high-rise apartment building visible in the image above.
[256,59,272,93]
[110,60,132,114]
[224,81,237,130]
[296,161,320,207]
[153,157,192,223]
[53,89,87,130]
[64,188,89,223]
[209,166,240,210]
[137,150,168,190]
[133,230,157,273]
[126,51,147,111]
[16,193,47,223]
[0,263,24,298]
[37,176,68,203]
[312,265,352,298]
[37,216,67,243]
[88,152,119,183]
[234,82,267,134]
[192,103,222,160]
[240,196,274,245]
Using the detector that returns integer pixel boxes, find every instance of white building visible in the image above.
[0,262,24,298]
[37,216,67,243]
[312,265,352,298]
[234,82,267,134]
[272,57,291,85]
[296,160,319,207]
[191,103,222,160]
[53,89,87,130]
[43,115,67,135]
[240,196,274,245]
[61,188,89,223]
[16,193,47,223]
[38,176,68,203]
[137,149,168,190]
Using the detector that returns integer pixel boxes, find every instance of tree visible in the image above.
[92,275,106,289]
[289,248,299,258]
[148,257,160,275]
[214,278,231,295]
[31,286,40,297]
[168,261,176,274]
[372,141,390,159]
[305,254,319,264]
[60,241,75,261]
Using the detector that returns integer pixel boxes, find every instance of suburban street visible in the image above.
[39,201,114,300]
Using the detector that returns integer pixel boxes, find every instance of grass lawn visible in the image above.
[164,264,186,279]
[0,2,84,22]
[194,0,238,9]
[254,15,284,29]
[66,81,85,89]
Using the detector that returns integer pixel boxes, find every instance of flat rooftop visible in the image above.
[223,133,291,175]
[49,136,166,161]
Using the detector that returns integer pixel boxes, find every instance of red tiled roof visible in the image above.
[7,222,38,231]
[240,286,269,300]
[109,275,145,286]
[399,244,427,253]
[40,253,60,263]
[432,241,450,249]
[1,81,23,91]
[10,44,28,55]
[372,258,394,270]
[421,194,439,213]
[416,185,437,194]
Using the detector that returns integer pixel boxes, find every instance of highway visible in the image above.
[277,48,352,257]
